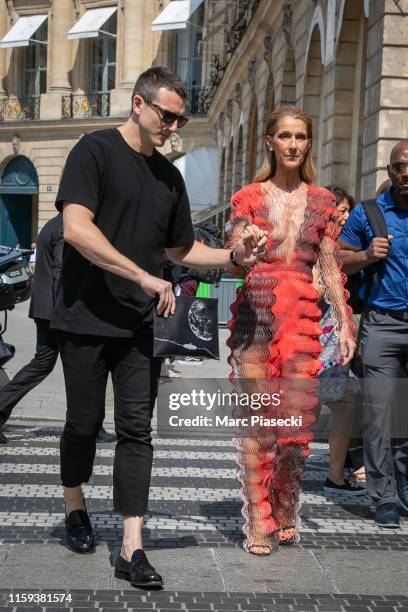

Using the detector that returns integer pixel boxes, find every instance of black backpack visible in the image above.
[176,221,224,286]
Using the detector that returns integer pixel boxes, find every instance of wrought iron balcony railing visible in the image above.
[0,96,40,122]
[225,0,262,60]
[198,0,263,113]
[62,92,111,119]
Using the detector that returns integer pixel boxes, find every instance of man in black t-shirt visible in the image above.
[54,66,266,588]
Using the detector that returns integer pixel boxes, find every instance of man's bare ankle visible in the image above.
[121,544,143,562]
[64,487,85,514]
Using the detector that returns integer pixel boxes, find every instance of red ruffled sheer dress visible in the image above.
[227,181,353,552]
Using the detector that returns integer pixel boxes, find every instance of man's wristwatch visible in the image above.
[229,248,240,267]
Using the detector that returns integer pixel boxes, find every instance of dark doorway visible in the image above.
[0,194,32,247]
[0,156,38,248]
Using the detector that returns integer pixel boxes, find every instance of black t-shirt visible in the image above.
[52,128,194,337]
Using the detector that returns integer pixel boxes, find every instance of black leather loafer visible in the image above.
[65,508,95,553]
[114,550,163,588]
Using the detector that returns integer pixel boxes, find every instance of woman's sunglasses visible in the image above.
[146,101,189,129]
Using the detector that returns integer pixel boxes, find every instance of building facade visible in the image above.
[0,0,407,247]
[0,0,212,246]
[203,0,408,231]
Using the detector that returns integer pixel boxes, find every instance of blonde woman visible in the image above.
[227,106,355,555]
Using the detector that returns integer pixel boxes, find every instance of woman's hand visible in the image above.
[233,225,268,267]
[339,329,356,366]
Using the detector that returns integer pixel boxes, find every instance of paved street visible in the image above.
[0,302,408,610]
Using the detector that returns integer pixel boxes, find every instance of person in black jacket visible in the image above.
[0,213,115,444]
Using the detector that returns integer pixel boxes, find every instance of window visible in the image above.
[172,4,203,112]
[23,20,47,97]
[90,12,116,93]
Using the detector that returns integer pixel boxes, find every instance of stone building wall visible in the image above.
[206,0,408,206]
[1,0,408,239]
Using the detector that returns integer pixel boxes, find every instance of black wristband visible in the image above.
[230,249,239,267]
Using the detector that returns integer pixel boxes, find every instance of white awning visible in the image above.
[173,146,219,212]
[67,6,117,40]
[151,0,203,31]
[0,14,47,48]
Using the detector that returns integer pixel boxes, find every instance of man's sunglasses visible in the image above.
[390,162,408,174]
[146,101,189,128]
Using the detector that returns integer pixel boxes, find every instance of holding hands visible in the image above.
[141,223,268,317]
[232,224,268,267]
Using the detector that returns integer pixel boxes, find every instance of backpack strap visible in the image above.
[355,199,389,351]
[361,199,388,239]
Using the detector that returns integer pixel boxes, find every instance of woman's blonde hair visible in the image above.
[254,105,315,184]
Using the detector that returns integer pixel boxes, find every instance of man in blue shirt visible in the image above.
[339,140,408,528]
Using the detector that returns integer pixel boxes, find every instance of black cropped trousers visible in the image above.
[58,329,161,516]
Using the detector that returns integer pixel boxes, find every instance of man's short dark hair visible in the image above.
[132,66,187,104]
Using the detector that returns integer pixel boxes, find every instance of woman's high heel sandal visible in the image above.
[244,542,274,556]
[277,526,300,546]
[243,530,279,556]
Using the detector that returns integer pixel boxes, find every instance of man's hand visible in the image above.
[233,225,268,267]
[339,330,356,366]
[365,235,393,264]
[139,273,175,318]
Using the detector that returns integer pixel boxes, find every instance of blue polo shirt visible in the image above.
[340,189,408,311]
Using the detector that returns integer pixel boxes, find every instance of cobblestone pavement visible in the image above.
[0,426,408,611]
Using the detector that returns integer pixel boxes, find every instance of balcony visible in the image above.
[224,0,262,60]
[0,96,40,122]
[62,92,110,119]
[198,0,263,112]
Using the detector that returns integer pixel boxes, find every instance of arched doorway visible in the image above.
[225,137,233,204]
[303,26,324,177]
[219,148,225,204]
[233,125,244,193]
[281,46,296,106]
[332,0,367,198]
[0,156,38,247]
[265,73,275,124]
[248,97,258,181]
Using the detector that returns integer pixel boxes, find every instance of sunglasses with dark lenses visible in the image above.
[391,162,408,174]
[147,101,189,128]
